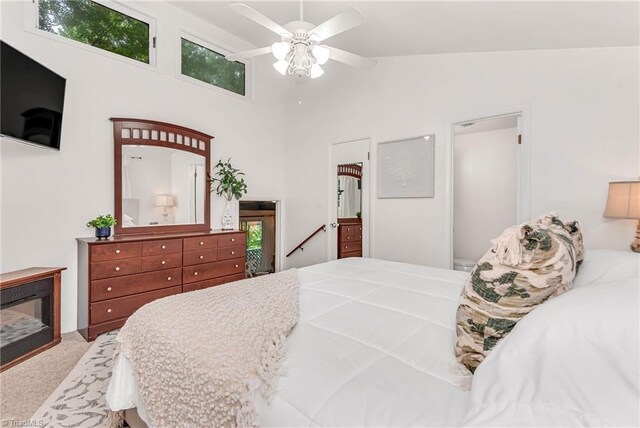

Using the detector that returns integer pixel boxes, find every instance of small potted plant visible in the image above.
[208,159,248,230]
[86,214,117,239]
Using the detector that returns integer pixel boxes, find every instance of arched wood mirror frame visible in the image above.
[111,118,212,236]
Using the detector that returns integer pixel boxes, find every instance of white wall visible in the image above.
[454,127,518,263]
[283,47,640,269]
[0,0,290,333]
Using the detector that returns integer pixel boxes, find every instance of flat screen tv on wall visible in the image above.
[1,41,66,150]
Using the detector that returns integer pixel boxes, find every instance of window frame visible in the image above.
[176,29,252,101]
[24,0,157,70]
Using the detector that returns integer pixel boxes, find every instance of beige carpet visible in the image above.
[0,331,91,423]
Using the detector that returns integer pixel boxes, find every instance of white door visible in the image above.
[453,115,520,266]
[328,139,370,260]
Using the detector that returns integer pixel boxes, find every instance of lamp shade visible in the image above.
[603,181,640,219]
[155,194,175,208]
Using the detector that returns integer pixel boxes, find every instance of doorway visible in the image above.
[239,201,277,276]
[451,113,528,271]
[328,139,370,260]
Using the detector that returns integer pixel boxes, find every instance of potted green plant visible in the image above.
[86,214,117,239]
[208,158,248,230]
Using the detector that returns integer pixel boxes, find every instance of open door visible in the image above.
[329,139,370,260]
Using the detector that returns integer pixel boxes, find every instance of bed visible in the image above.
[106,250,639,427]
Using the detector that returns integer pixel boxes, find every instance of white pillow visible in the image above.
[571,249,639,288]
[122,213,136,227]
[463,250,640,427]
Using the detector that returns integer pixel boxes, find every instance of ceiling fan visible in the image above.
[225,2,376,79]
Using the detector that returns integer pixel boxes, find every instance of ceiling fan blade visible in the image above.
[326,46,376,71]
[310,8,366,42]
[225,46,272,62]
[230,4,292,38]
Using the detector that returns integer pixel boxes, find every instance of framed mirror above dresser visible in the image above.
[76,118,247,341]
[112,118,212,236]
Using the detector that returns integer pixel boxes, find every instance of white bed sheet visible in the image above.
[107,257,472,427]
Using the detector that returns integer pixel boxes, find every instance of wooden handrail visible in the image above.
[286,225,326,257]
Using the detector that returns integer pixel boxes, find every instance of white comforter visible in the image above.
[108,257,472,426]
[258,258,472,427]
[107,251,639,427]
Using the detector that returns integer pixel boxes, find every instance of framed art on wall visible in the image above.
[377,135,435,198]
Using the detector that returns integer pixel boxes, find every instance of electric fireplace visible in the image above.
[0,267,64,371]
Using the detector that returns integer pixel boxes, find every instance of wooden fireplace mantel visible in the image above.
[0,267,65,372]
[0,267,66,289]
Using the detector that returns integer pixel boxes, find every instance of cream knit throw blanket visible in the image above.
[110,270,300,428]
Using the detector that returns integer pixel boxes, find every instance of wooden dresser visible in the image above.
[338,220,362,258]
[77,230,246,341]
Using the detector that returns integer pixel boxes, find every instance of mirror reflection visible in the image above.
[337,163,362,219]
[122,145,205,227]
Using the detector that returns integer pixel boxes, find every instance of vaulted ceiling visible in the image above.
[170,1,639,58]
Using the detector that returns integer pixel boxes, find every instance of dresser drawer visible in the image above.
[91,242,142,262]
[142,238,182,256]
[91,268,182,302]
[218,233,245,248]
[339,242,361,255]
[340,232,357,243]
[339,225,355,242]
[341,249,362,258]
[183,235,218,252]
[215,258,246,278]
[141,253,182,272]
[182,273,246,293]
[354,226,363,242]
[90,286,181,324]
[91,258,141,280]
[217,245,246,261]
[183,250,217,266]
[183,258,245,284]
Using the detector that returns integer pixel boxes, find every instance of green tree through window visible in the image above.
[181,38,246,96]
[38,0,150,63]
[245,221,263,250]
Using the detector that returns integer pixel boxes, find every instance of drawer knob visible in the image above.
[167,276,172,281]
[235,264,239,268]
[161,260,166,265]
[231,238,235,242]
[161,245,166,250]
[199,255,204,260]
[107,308,112,313]
[107,287,112,292]
[115,249,121,254]
[347,237,350,240]
[194,272,198,276]
[115,266,120,271]
[231,251,235,255]
[199,241,204,246]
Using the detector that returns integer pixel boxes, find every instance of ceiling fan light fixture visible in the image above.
[271,41,290,60]
[229,3,374,79]
[312,45,330,65]
[310,63,324,79]
[273,60,288,75]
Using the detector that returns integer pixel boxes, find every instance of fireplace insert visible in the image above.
[1,277,54,366]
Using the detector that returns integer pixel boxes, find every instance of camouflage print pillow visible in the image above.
[455,220,579,373]
[532,213,584,271]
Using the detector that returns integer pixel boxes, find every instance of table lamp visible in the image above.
[156,194,175,220]
[604,181,640,252]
